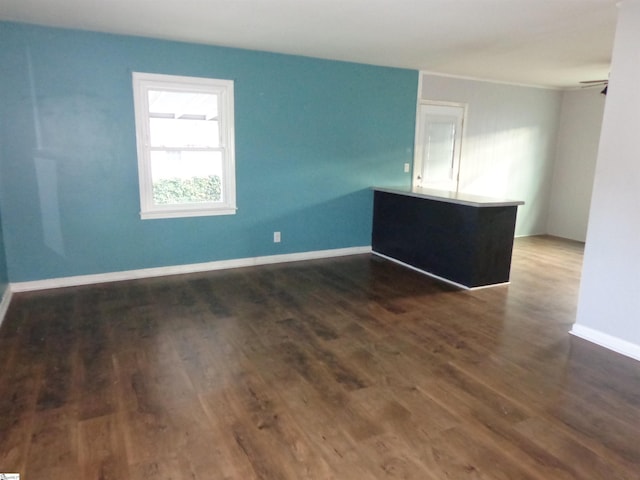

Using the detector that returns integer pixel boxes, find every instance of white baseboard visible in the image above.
[371,251,510,290]
[0,285,12,329]
[570,324,640,362]
[11,246,372,293]
[372,251,471,289]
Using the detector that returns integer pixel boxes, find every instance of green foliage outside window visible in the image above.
[153,175,221,205]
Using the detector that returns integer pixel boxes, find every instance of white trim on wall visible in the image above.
[570,324,640,362]
[11,246,372,293]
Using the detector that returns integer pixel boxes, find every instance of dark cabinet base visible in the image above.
[372,190,519,289]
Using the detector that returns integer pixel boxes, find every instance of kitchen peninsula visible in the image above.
[372,187,524,289]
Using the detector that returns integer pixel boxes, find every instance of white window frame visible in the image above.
[132,72,236,219]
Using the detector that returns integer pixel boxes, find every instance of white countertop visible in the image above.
[373,186,525,208]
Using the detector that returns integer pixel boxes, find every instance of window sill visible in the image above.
[140,207,237,220]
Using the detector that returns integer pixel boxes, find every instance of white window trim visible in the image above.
[132,72,237,220]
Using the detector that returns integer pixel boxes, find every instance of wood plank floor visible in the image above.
[1,235,639,479]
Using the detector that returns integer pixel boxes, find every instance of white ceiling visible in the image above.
[0,0,619,88]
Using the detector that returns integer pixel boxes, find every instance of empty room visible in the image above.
[0,0,639,479]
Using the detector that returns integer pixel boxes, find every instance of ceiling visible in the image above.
[0,0,619,88]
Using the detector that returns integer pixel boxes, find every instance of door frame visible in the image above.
[412,100,468,192]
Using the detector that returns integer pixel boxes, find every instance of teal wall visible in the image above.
[0,23,418,282]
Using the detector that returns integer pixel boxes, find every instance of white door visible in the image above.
[413,102,466,191]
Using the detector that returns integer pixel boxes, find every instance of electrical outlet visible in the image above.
[273,231,281,243]
[404,163,410,173]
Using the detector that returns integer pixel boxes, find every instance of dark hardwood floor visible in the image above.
[1,235,639,479]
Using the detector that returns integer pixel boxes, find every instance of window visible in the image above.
[132,72,236,219]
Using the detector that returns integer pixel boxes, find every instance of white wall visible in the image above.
[547,88,605,242]
[573,0,640,361]
[420,74,562,236]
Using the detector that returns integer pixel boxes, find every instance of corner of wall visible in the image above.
[0,285,12,330]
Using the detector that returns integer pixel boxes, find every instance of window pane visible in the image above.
[148,90,218,117]
[149,117,220,148]
[150,150,224,205]
[148,90,220,148]
[422,117,457,182]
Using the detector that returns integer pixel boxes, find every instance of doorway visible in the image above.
[413,101,466,191]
